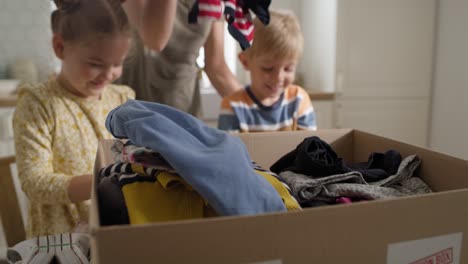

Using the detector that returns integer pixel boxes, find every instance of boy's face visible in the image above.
[53,34,130,99]
[240,52,297,104]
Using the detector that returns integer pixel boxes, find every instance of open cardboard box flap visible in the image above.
[90,129,468,264]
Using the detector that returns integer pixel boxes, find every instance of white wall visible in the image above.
[269,0,301,17]
[300,0,337,92]
[430,0,468,159]
[0,1,55,81]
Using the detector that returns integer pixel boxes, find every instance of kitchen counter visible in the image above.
[0,91,336,107]
[308,90,335,101]
[0,94,17,107]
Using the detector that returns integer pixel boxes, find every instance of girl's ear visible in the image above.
[52,34,65,60]
[238,52,250,70]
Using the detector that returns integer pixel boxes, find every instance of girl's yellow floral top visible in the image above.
[13,78,135,237]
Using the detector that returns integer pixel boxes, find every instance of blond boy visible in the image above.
[218,10,317,132]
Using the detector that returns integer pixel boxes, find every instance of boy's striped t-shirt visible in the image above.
[218,85,317,132]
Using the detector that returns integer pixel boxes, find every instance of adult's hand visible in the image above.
[204,20,243,97]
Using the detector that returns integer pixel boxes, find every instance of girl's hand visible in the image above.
[68,174,93,203]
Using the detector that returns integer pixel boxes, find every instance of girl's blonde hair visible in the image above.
[244,10,303,60]
[51,0,130,42]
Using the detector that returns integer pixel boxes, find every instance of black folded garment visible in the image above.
[270,136,402,183]
[270,136,346,177]
[98,175,130,226]
[345,150,402,182]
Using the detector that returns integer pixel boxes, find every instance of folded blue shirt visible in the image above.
[105,100,286,216]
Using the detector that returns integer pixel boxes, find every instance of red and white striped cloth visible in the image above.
[188,0,271,50]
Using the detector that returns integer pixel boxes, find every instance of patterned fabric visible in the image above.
[110,140,175,172]
[188,0,271,50]
[99,162,160,183]
[7,233,90,263]
[13,78,134,237]
[278,155,432,203]
[218,85,317,132]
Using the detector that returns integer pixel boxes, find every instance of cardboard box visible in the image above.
[90,129,468,264]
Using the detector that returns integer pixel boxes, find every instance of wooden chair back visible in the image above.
[0,156,26,247]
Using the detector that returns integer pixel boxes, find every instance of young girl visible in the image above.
[13,0,134,237]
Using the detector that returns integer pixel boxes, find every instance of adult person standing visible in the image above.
[120,0,243,116]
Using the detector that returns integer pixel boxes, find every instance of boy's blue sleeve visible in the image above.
[298,111,317,130]
[297,91,318,130]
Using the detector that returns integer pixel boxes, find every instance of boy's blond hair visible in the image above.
[244,10,303,60]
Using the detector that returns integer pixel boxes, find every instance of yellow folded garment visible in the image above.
[122,171,207,224]
[254,170,301,211]
[121,166,300,225]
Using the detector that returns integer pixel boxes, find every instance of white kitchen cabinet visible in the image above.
[313,100,334,129]
[303,0,436,146]
[335,0,436,98]
[335,98,430,146]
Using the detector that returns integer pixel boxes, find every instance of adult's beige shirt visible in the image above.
[119,0,211,116]
[13,78,134,237]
